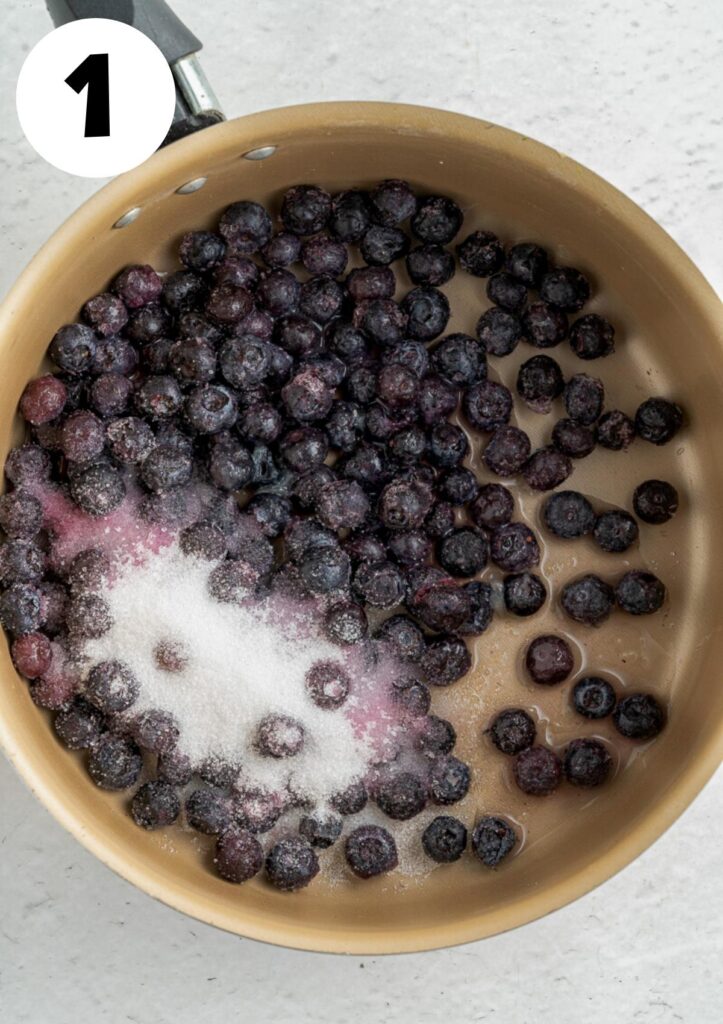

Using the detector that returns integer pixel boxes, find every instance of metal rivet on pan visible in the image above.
[242,146,277,161]
[113,207,142,229]
[176,177,208,195]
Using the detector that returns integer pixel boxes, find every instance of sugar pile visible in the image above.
[81,542,409,804]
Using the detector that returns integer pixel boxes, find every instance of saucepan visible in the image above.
[0,0,721,954]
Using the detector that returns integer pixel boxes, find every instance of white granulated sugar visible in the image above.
[83,544,390,803]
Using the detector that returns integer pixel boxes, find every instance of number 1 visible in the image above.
[65,53,110,138]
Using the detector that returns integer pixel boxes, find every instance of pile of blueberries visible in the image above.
[0,179,680,891]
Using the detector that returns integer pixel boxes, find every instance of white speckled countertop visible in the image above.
[1,1,721,1021]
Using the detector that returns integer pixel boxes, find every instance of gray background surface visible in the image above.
[1,2,721,1021]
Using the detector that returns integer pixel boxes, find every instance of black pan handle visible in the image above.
[45,0,225,145]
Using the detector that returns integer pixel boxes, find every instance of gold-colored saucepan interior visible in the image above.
[0,103,721,954]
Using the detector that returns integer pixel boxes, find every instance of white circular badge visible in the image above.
[16,19,177,177]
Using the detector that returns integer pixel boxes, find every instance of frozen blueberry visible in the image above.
[301,234,348,276]
[86,659,139,713]
[429,755,471,804]
[489,708,536,755]
[471,817,517,867]
[344,530,387,565]
[234,789,284,833]
[305,660,351,709]
[215,830,264,883]
[299,274,344,323]
[456,229,503,276]
[255,714,305,758]
[597,410,636,451]
[543,490,595,538]
[209,438,254,491]
[483,426,531,477]
[513,745,562,796]
[0,540,45,586]
[185,385,237,434]
[48,324,97,377]
[126,302,171,344]
[525,634,574,685]
[298,545,351,594]
[266,837,320,891]
[633,480,679,524]
[185,788,234,834]
[370,179,417,226]
[593,510,639,553]
[377,363,419,411]
[261,230,302,268]
[490,522,540,572]
[564,373,604,425]
[564,738,612,787]
[438,529,489,578]
[391,678,431,717]
[433,333,486,387]
[179,521,227,561]
[387,529,432,566]
[53,697,104,750]
[360,225,409,266]
[354,298,407,347]
[569,314,615,359]
[406,244,455,286]
[330,189,373,241]
[346,266,396,304]
[161,270,207,313]
[70,464,126,516]
[635,398,683,445]
[157,748,193,787]
[552,419,596,459]
[282,368,334,422]
[389,427,428,465]
[299,812,343,849]
[60,410,105,464]
[219,200,273,253]
[284,516,336,559]
[345,824,398,878]
[353,560,406,609]
[463,380,513,433]
[523,447,572,492]
[88,733,142,791]
[257,269,301,317]
[246,493,291,539]
[205,282,254,326]
[168,337,217,385]
[374,770,426,819]
[280,427,329,471]
[315,480,370,531]
[613,693,666,739]
[487,272,527,313]
[421,636,471,685]
[440,467,479,506]
[540,266,590,312]
[0,491,43,539]
[37,581,68,637]
[379,476,434,530]
[424,501,455,539]
[90,373,132,418]
[505,242,548,287]
[417,375,458,426]
[131,780,181,829]
[409,574,471,633]
[561,574,615,625]
[476,307,522,357]
[20,375,68,425]
[140,445,192,492]
[416,715,456,758]
[11,631,52,677]
[135,375,183,420]
[331,780,368,816]
[572,676,617,719]
[503,572,547,617]
[83,292,128,337]
[214,254,260,290]
[615,570,665,615]
[375,614,425,663]
[470,484,514,531]
[517,355,564,413]
[4,445,51,488]
[402,287,451,341]
[281,184,332,235]
[422,815,467,863]
[412,196,463,244]
[113,265,162,308]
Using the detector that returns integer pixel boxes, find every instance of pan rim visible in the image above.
[0,100,721,955]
